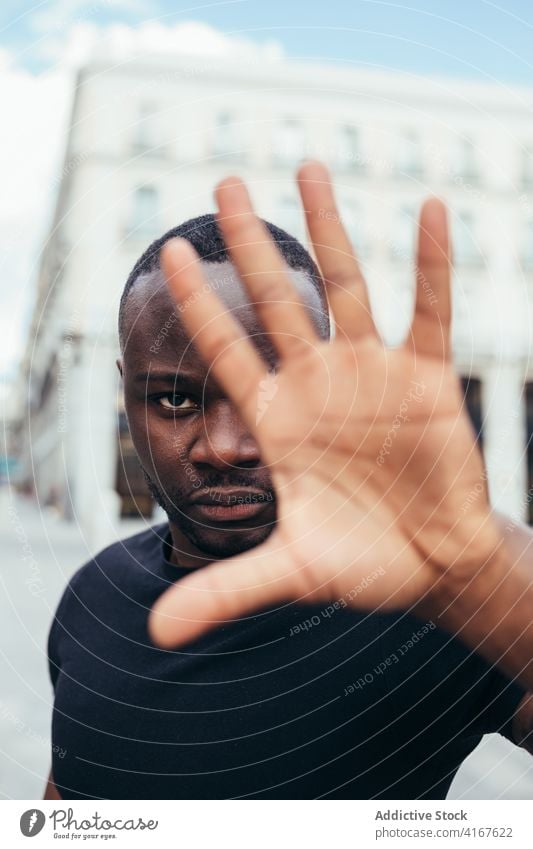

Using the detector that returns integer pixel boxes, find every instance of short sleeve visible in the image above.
[46,564,87,691]
[47,584,71,691]
[467,660,527,743]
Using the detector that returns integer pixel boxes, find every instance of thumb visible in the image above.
[147,535,302,648]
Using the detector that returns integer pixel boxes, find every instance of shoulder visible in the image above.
[55,522,169,612]
[47,522,169,676]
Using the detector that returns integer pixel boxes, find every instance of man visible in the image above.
[45,161,533,801]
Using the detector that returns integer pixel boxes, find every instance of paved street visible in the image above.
[0,495,532,800]
[0,493,147,800]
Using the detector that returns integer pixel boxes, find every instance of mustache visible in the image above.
[141,467,275,507]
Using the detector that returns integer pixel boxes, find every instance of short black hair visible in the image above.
[119,212,330,347]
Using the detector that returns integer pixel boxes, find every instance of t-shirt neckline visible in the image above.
[158,521,208,581]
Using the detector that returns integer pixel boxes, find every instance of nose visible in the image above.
[188,400,261,470]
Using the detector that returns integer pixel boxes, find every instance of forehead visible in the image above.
[121,259,323,371]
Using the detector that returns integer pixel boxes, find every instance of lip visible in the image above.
[188,488,273,523]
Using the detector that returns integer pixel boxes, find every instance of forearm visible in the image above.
[421,511,533,691]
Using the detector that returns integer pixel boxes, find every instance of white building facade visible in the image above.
[19,49,533,548]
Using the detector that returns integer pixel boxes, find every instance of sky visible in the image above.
[3,0,533,81]
[2,0,533,386]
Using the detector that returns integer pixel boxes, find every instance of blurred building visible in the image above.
[17,49,533,546]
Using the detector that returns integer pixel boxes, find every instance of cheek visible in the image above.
[125,402,193,476]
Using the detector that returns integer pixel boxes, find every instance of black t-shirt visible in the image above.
[48,522,525,800]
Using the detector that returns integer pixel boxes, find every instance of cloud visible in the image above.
[34,18,284,67]
[30,0,153,35]
[92,19,284,61]
[0,53,70,374]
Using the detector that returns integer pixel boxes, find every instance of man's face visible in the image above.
[119,259,324,562]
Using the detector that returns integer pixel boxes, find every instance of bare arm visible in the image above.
[147,162,533,745]
[420,511,533,692]
[420,512,533,755]
[43,769,61,800]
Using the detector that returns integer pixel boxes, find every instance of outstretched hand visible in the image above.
[148,161,503,648]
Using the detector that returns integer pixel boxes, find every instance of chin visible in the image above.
[180,524,275,559]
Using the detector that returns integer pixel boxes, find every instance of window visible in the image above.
[128,186,159,238]
[277,195,303,239]
[273,119,305,166]
[452,138,479,182]
[461,376,484,449]
[520,147,533,189]
[390,204,416,261]
[395,131,423,178]
[339,200,367,257]
[213,112,241,159]
[521,220,533,269]
[526,383,533,524]
[336,126,363,171]
[132,102,160,154]
[453,211,482,266]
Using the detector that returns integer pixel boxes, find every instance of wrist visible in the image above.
[413,510,510,626]
[415,509,533,689]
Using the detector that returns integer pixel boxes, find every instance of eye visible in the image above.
[157,393,198,411]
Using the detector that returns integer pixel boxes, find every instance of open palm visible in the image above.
[149,161,501,647]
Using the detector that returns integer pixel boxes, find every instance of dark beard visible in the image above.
[141,466,276,558]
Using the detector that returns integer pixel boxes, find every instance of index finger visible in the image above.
[407,197,451,361]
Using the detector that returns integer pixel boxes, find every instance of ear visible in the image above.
[116,358,123,377]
